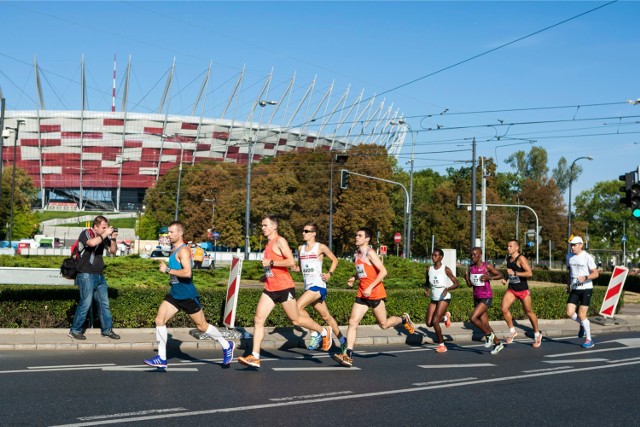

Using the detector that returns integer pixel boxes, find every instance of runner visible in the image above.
[237,215,332,369]
[500,240,542,347]
[291,222,347,352]
[466,247,505,355]
[566,235,599,348]
[424,248,459,353]
[333,227,415,368]
[143,221,234,368]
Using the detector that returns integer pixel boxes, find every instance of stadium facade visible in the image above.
[1,59,406,211]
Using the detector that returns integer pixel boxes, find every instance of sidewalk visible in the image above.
[1,305,639,351]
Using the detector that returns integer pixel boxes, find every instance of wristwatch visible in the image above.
[166,267,172,275]
[270,260,274,267]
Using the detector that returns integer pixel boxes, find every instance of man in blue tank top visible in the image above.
[144,221,235,368]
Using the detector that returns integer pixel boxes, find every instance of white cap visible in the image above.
[569,236,584,244]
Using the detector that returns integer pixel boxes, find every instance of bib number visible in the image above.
[471,273,484,287]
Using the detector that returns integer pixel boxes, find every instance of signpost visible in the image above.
[394,232,401,256]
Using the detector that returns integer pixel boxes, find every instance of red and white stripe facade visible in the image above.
[2,110,386,191]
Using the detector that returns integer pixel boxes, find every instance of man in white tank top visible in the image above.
[292,223,346,351]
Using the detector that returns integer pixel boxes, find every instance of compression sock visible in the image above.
[570,313,579,322]
[339,336,347,345]
[205,324,229,349]
[582,319,592,341]
[156,325,168,360]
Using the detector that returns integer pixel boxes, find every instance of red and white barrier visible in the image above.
[223,255,243,328]
[599,266,628,318]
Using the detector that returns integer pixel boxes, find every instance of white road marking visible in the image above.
[29,363,115,369]
[78,408,187,421]
[102,366,199,372]
[1,365,115,374]
[412,377,477,386]
[270,391,353,402]
[607,356,640,364]
[271,367,361,371]
[417,363,495,369]
[543,358,608,364]
[51,359,640,427]
[544,346,636,358]
[522,366,573,373]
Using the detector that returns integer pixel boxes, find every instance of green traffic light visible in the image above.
[634,208,640,218]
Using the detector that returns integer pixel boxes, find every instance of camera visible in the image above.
[112,228,118,233]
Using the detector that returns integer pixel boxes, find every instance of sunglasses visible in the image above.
[302,229,315,233]
[570,243,582,246]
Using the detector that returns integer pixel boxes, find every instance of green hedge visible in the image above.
[0,284,613,329]
[0,254,633,328]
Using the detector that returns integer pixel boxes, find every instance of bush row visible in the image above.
[0,284,614,329]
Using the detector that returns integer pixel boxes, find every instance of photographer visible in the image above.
[68,216,120,340]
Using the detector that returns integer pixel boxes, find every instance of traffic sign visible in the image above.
[212,232,220,240]
[527,241,534,247]
[393,232,402,243]
[380,245,387,255]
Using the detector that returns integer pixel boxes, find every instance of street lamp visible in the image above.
[204,196,216,229]
[3,119,25,243]
[244,100,278,260]
[391,119,414,258]
[567,155,593,249]
[329,153,349,252]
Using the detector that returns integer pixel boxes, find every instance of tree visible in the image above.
[574,180,639,263]
[552,156,584,194]
[505,146,549,185]
[1,166,39,240]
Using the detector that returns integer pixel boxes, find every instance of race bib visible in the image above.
[301,261,315,277]
[263,265,274,278]
[430,276,444,289]
[471,273,485,287]
[356,264,367,279]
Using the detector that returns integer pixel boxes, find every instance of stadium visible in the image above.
[1,58,406,211]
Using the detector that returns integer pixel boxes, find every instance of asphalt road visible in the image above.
[2,332,640,426]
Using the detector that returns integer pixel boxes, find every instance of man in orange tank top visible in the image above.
[238,215,332,369]
[333,227,416,368]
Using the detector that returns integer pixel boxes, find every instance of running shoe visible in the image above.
[332,353,353,367]
[578,324,585,338]
[222,340,235,365]
[321,328,333,351]
[484,332,495,348]
[506,330,518,344]
[238,354,261,368]
[444,311,452,328]
[67,330,86,340]
[307,333,322,350]
[144,355,167,368]
[436,343,447,353]
[402,313,416,334]
[533,332,542,348]
[581,339,595,349]
[490,342,505,355]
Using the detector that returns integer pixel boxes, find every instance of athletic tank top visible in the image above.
[469,262,492,299]
[263,236,295,292]
[355,248,386,300]
[428,264,451,301]
[506,254,528,292]
[299,242,325,290]
[168,244,198,300]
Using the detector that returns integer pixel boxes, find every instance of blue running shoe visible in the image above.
[307,333,322,350]
[581,339,594,349]
[578,324,585,338]
[144,355,167,368]
[223,340,235,365]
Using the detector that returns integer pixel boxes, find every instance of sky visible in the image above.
[0,0,638,204]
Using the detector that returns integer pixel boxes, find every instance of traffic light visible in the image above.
[619,170,640,219]
[340,169,349,189]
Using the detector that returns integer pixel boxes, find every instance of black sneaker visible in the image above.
[102,330,121,340]
[68,331,86,340]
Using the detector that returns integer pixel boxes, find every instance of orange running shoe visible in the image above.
[444,311,452,328]
[321,328,333,351]
[332,352,353,367]
[533,332,542,348]
[402,313,415,334]
[237,354,260,368]
[436,343,447,353]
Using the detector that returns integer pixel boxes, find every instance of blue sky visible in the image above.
[1,1,638,202]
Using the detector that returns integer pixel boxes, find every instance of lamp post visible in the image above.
[204,197,216,229]
[567,155,593,249]
[4,119,25,243]
[329,153,349,252]
[391,120,414,258]
[244,100,277,260]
